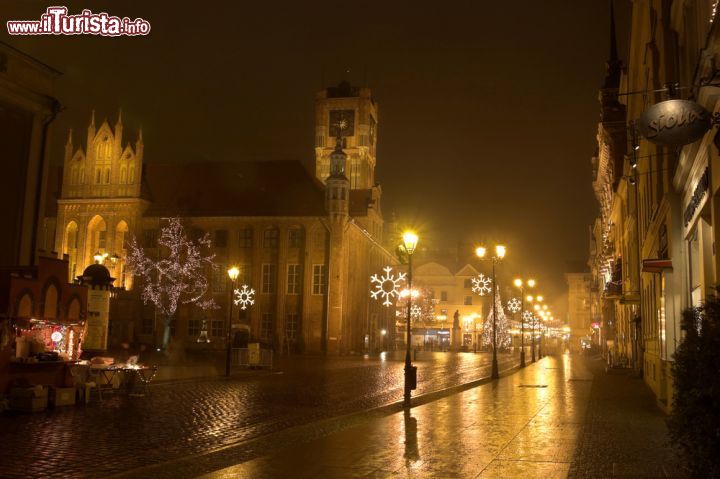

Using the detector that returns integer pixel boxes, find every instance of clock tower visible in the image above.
[314,81,378,189]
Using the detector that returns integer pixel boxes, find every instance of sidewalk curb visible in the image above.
[108,358,528,479]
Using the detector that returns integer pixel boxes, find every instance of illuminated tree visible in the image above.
[482,291,511,350]
[126,217,218,349]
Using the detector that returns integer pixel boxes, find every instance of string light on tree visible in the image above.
[126,216,218,350]
[370,266,407,307]
[471,274,492,296]
[482,291,511,349]
[233,284,256,310]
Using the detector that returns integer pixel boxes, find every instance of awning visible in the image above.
[642,258,672,273]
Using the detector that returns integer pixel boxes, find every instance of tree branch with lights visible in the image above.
[126,217,218,350]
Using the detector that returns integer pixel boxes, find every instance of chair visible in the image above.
[69,365,97,404]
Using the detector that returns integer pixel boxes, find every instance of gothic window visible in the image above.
[71,165,78,185]
[95,169,101,184]
[120,167,127,184]
[87,215,107,257]
[17,294,32,318]
[64,222,79,281]
[129,166,135,184]
[105,168,110,184]
[43,284,58,319]
[67,298,80,321]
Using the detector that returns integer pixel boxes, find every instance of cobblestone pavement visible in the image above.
[567,357,685,478]
[0,351,515,478]
[155,355,681,479]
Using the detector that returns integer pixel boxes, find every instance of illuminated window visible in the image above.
[312,265,326,295]
[287,264,301,294]
[262,264,277,294]
[286,313,299,340]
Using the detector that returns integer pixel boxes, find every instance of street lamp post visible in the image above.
[226,266,239,377]
[514,278,535,367]
[530,295,543,362]
[402,231,418,407]
[476,245,506,380]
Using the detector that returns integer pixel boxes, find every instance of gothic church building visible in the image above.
[44,83,397,354]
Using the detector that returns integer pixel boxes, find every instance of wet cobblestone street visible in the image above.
[0,352,514,478]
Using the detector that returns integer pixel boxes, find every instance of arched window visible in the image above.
[105,168,110,184]
[87,215,107,261]
[129,166,135,184]
[95,169,101,184]
[43,284,58,319]
[17,294,32,318]
[67,298,80,321]
[64,221,79,281]
[120,167,127,184]
[116,220,129,252]
[70,165,78,185]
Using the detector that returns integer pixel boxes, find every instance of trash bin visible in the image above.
[407,365,417,390]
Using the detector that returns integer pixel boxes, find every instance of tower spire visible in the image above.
[66,128,73,146]
[609,0,618,63]
[116,107,123,126]
[603,0,622,90]
[90,109,95,127]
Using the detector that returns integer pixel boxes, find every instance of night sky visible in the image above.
[2,1,631,315]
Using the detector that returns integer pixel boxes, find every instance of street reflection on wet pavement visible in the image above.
[0,351,514,479]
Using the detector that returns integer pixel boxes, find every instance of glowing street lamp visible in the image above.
[476,244,506,379]
[401,231,419,407]
[513,278,536,367]
[225,266,240,377]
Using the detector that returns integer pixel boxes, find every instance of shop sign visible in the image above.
[638,100,711,146]
[684,167,710,226]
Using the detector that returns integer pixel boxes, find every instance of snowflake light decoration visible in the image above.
[233,284,255,310]
[370,266,407,307]
[411,304,423,320]
[522,310,535,323]
[507,297,521,314]
[471,274,492,296]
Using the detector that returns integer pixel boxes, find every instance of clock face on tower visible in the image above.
[329,109,355,137]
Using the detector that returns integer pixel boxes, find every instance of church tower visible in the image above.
[315,81,378,190]
[55,110,146,287]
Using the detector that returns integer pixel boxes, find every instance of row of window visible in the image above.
[212,264,327,295]
[141,313,301,341]
[143,227,304,249]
